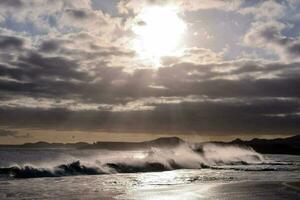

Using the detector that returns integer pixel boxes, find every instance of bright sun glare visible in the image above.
[133,6,186,66]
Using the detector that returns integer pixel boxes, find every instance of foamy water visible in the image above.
[0,143,300,199]
[0,156,300,200]
[0,142,270,178]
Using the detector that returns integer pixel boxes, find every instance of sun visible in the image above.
[132,5,186,66]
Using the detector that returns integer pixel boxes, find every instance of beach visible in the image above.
[1,178,300,200]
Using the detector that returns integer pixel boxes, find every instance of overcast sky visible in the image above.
[0,0,300,143]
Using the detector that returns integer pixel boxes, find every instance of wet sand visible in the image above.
[204,181,300,200]
[127,181,300,200]
[0,176,299,199]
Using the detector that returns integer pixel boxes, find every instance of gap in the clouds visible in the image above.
[183,8,252,60]
[91,0,119,16]
[1,17,48,36]
[0,12,84,37]
[239,0,262,8]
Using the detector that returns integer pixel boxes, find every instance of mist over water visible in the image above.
[199,143,265,165]
[0,140,271,179]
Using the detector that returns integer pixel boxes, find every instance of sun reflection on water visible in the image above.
[123,170,213,200]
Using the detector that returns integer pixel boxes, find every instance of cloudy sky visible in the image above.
[0,0,300,144]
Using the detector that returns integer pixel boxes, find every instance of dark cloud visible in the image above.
[287,42,300,57]
[0,1,299,138]
[18,52,89,81]
[154,61,300,98]
[0,35,24,50]
[39,40,60,52]
[0,129,18,137]
[230,62,300,75]
[245,21,300,60]
[1,53,300,106]
[0,98,299,135]
[163,77,300,98]
[0,129,30,138]
[65,9,92,20]
[0,0,23,8]
[0,52,89,82]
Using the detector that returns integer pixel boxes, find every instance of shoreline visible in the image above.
[123,180,300,199]
[1,177,300,199]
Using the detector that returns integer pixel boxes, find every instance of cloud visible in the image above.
[65,9,91,20]
[39,39,61,52]
[1,37,300,105]
[0,0,299,138]
[244,21,300,61]
[0,0,23,8]
[61,8,111,31]
[240,1,286,20]
[0,42,300,135]
[181,0,243,11]
[0,0,119,37]
[0,35,24,50]
[0,128,30,138]
[118,0,243,14]
[0,97,299,135]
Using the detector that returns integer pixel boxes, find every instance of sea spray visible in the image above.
[0,140,269,178]
[199,143,265,165]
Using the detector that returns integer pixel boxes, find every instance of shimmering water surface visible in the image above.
[0,148,299,200]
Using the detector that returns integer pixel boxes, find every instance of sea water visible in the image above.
[0,144,299,199]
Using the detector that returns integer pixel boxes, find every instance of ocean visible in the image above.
[0,143,300,199]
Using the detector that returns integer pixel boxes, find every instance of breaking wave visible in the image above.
[0,161,102,178]
[0,141,279,179]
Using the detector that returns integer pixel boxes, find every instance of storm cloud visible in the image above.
[0,0,300,140]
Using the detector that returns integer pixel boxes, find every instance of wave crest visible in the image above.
[0,141,270,179]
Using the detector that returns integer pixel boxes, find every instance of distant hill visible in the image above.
[82,137,184,150]
[0,142,90,149]
[1,135,300,155]
[230,135,300,155]
[0,137,184,150]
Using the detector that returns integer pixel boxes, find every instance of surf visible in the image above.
[0,138,273,179]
